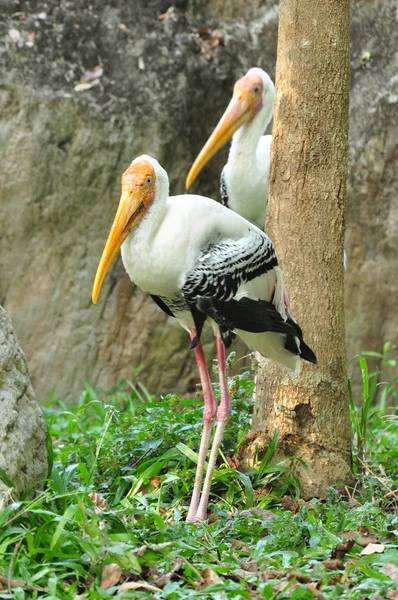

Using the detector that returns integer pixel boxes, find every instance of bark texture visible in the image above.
[253,0,354,497]
[0,306,48,510]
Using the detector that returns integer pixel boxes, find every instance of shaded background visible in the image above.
[0,0,397,401]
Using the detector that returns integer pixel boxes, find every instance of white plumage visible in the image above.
[92,154,316,522]
[222,69,274,228]
[187,68,275,230]
[121,156,302,372]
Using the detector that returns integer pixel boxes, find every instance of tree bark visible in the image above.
[252,0,354,498]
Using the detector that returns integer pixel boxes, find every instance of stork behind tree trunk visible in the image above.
[186,68,275,230]
[92,155,316,522]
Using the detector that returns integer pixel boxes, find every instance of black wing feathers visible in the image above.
[197,296,316,364]
[150,295,175,317]
[196,296,297,337]
[182,230,277,303]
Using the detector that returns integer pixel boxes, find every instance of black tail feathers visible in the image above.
[196,295,317,364]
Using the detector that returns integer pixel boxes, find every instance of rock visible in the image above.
[346,0,398,387]
[0,0,396,400]
[0,306,48,509]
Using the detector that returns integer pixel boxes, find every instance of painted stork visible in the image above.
[186,67,274,229]
[92,155,316,522]
[185,67,348,268]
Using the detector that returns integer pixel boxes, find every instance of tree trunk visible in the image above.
[252,0,354,498]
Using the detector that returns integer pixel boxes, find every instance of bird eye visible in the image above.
[253,85,260,93]
[145,176,152,185]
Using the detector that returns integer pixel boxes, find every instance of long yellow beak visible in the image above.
[185,92,252,190]
[92,189,143,304]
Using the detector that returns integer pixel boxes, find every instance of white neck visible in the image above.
[224,97,274,228]
[122,158,170,255]
[229,99,273,163]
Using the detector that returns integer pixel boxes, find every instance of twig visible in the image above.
[8,539,22,593]
[130,447,154,469]
[0,575,45,592]
[357,457,397,500]
[179,555,203,581]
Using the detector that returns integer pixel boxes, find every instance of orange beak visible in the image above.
[186,76,262,190]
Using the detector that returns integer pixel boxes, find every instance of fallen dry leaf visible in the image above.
[84,65,103,82]
[226,454,239,469]
[234,507,277,520]
[74,81,100,92]
[342,529,379,547]
[158,7,179,22]
[195,27,225,45]
[240,560,258,572]
[8,28,22,43]
[331,539,354,559]
[360,543,385,556]
[209,29,225,47]
[0,575,45,592]
[201,567,223,588]
[150,476,161,489]
[273,580,301,594]
[321,559,343,570]
[382,563,398,581]
[153,562,182,587]
[100,563,122,589]
[232,568,253,580]
[259,569,284,581]
[282,495,297,512]
[118,581,161,593]
[207,513,220,523]
[307,583,326,600]
[230,538,249,553]
[254,487,270,497]
[134,541,174,556]
[387,589,398,599]
[0,575,26,588]
[191,26,225,60]
[341,530,357,541]
[288,570,313,584]
[25,32,35,47]
[89,491,108,510]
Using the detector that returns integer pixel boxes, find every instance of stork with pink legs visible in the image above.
[92,155,316,522]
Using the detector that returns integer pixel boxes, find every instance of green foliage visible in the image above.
[0,353,396,599]
[349,347,398,497]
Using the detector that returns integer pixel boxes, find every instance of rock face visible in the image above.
[0,0,396,400]
[346,0,398,385]
[0,306,48,509]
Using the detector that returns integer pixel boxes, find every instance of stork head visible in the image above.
[186,68,275,189]
[92,155,158,304]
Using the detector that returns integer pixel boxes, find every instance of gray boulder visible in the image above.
[0,306,48,509]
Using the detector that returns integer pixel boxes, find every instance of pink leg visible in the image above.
[186,331,217,523]
[195,336,231,521]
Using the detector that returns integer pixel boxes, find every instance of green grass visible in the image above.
[0,353,397,599]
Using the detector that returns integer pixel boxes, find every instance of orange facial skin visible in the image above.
[186,73,263,190]
[92,160,155,304]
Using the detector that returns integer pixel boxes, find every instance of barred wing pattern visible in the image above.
[182,229,278,304]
